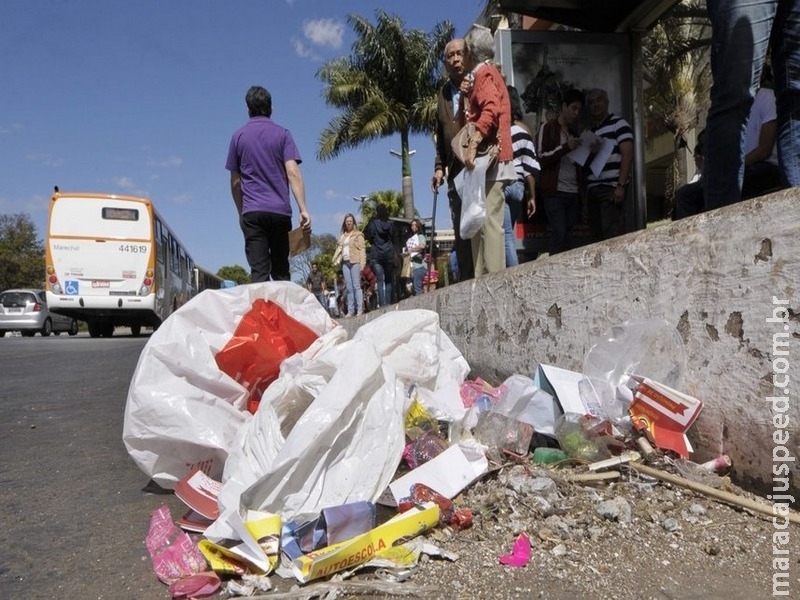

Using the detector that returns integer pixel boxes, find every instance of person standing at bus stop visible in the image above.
[226,85,311,282]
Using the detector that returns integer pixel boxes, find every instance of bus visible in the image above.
[45,190,195,337]
[193,265,223,293]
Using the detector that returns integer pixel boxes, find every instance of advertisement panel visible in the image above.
[495,30,635,259]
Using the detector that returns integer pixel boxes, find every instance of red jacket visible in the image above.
[463,62,513,163]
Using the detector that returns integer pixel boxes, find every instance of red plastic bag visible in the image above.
[215,299,319,413]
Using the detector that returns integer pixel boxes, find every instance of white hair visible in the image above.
[465,24,494,63]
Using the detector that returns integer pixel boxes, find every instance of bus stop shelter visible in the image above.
[493,0,681,235]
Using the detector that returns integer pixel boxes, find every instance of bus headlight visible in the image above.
[139,285,150,296]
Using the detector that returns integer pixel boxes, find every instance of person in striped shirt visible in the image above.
[585,88,634,242]
[504,85,540,267]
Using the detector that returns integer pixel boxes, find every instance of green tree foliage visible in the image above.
[290,233,339,286]
[316,11,453,218]
[0,213,44,290]
[216,264,250,285]
[360,190,404,222]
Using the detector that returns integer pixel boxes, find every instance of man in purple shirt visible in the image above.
[226,85,311,282]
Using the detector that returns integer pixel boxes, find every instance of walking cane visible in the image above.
[427,189,438,289]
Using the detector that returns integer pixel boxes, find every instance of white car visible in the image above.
[0,288,78,337]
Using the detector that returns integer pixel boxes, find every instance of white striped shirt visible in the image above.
[588,113,633,187]
[511,124,540,181]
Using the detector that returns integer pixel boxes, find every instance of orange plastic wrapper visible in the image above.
[215,298,319,414]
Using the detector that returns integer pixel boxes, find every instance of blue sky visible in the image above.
[0,1,483,273]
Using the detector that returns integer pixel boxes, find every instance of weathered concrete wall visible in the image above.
[343,189,800,498]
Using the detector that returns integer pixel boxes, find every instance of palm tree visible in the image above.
[316,11,454,218]
[642,1,712,213]
[359,189,404,223]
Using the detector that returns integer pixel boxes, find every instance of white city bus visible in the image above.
[45,190,195,337]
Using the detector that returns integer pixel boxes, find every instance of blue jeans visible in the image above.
[704,0,800,209]
[411,266,426,295]
[503,180,524,267]
[370,258,394,307]
[543,191,580,254]
[342,261,363,315]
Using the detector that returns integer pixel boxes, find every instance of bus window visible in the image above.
[170,235,180,275]
[155,218,165,264]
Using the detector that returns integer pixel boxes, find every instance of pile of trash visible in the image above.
[122,282,770,598]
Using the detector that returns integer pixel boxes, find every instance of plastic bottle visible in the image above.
[532,447,569,465]
[406,430,449,469]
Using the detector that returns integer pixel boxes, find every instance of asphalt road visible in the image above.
[0,332,187,599]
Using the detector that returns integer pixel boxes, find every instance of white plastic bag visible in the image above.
[582,319,687,419]
[213,309,469,529]
[122,282,337,488]
[454,155,492,239]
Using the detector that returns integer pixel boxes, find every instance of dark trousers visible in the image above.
[448,187,474,281]
[239,211,292,282]
[543,191,580,254]
[587,185,624,243]
[674,180,704,220]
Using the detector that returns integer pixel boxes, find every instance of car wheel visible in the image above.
[41,319,53,337]
[131,324,142,337]
[68,320,79,336]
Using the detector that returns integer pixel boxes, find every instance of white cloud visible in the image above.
[323,189,338,200]
[113,177,150,197]
[159,156,183,168]
[25,152,64,167]
[302,18,344,49]
[115,177,137,190]
[292,37,319,60]
[170,193,191,205]
[0,123,24,135]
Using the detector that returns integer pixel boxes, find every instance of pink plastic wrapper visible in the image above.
[498,532,531,567]
[145,505,209,587]
[459,378,506,408]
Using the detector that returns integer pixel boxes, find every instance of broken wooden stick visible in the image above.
[629,462,800,525]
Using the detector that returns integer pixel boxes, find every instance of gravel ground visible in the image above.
[217,456,797,600]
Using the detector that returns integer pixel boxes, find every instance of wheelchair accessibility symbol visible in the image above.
[65,280,79,295]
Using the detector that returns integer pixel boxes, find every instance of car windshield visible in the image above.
[0,292,37,307]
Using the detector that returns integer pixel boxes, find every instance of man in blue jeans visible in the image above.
[704,0,800,209]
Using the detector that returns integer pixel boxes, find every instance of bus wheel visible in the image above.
[88,321,102,338]
[130,324,142,337]
[102,323,114,337]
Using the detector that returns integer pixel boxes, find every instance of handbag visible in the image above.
[451,122,499,166]
[400,255,412,279]
[332,243,343,268]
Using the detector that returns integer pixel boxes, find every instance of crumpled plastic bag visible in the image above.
[145,505,212,586]
[215,297,320,414]
[454,155,492,239]
[582,319,686,419]
[123,282,337,488]
[207,309,469,546]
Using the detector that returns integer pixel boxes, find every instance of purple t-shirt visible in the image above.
[225,116,302,215]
